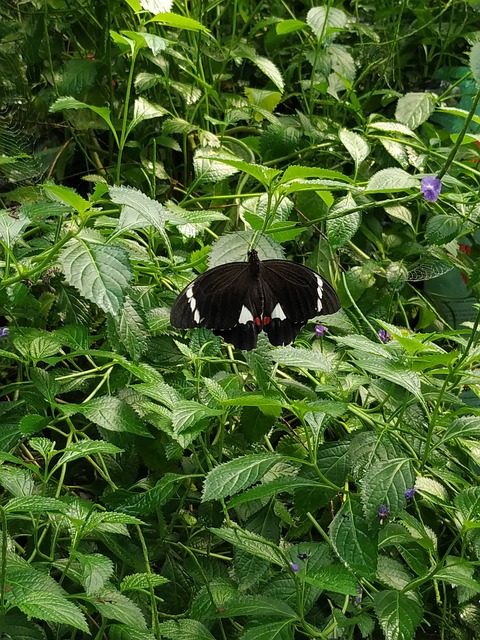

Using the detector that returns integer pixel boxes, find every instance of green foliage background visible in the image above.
[1,1,480,639]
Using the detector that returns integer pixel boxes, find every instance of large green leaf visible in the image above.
[361,458,416,525]
[109,185,166,233]
[373,590,423,640]
[59,237,132,314]
[203,453,285,501]
[12,592,89,633]
[65,396,152,437]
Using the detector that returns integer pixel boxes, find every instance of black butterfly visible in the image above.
[170,249,341,350]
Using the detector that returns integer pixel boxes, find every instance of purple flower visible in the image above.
[355,584,363,605]
[378,329,391,343]
[377,504,390,524]
[421,176,442,202]
[0,327,9,338]
[289,562,300,573]
[404,487,416,500]
[315,325,328,338]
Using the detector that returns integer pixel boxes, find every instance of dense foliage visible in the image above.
[1,0,480,638]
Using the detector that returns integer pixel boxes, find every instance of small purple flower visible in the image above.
[297,553,309,561]
[289,562,300,573]
[377,504,390,524]
[355,584,363,605]
[421,176,442,202]
[315,325,328,338]
[378,329,391,343]
[404,487,416,500]
[0,327,9,338]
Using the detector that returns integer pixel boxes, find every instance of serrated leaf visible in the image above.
[366,168,417,193]
[215,595,296,619]
[158,619,215,640]
[395,93,435,130]
[4,496,69,514]
[0,210,29,248]
[455,487,480,522]
[110,624,156,640]
[53,440,123,470]
[361,458,416,525]
[352,354,422,400]
[193,147,242,183]
[442,416,480,443]
[339,129,370,166]
[92,589,147,627]
[435,561,480,592]
[329,498,377,579]
[385,205,413,227]
[114,473,183,515]
[171,401,222,445]
[49,98,117,143]
[327,195,361,250]
[373,590,422,640]
[76,552,114,595]
[0,466,35,497]
[203,453,284,501]
[425,215,462,245]
[237,621,293,640]
[121,573,169,592]
[12,329,63,361]
[302,563,358,595]
[0,614,46,640]
[209,526,286,566]
[228,476,331,508]
[59,238,132,314]
[244,56,284,92]
[43,184,90,215]
[66,396,151,436]
[13,592,89,632]
[109,185,166,233]
[307,6,347,39]
[272,347,336,373]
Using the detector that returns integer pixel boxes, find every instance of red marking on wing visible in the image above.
[255,317,262,326]
[263,316,271,326]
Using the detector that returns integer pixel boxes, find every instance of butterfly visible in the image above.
[170,249,341,350]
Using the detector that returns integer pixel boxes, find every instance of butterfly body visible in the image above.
[170,250,340,350]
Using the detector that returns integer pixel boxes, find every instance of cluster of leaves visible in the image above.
[1,1,480,639]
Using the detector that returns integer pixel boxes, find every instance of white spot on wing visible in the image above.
[194,309,200,324]
[238,305,254,324]
[271,303,286,320]
[316,275,324,312]
[186,285,194,299]
[189,296,196,312]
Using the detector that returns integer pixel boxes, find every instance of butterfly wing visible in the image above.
[170,261,263,349]
[260,260,340,346]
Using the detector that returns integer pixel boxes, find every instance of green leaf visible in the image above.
[434,561,480,592]
[245,56,284,92]
[110,624,156,640]
[109,185,166,233]
[49,98,118,143]
[75,552,114,595]
[238,621,294,640]
[425,215,462,245]
[0,210,29,248]
[12,329,63,362]
[19,414,50,437]
[59,238,132,314]
[471,42,480,88]
[0,466,35,497]
[373,590,423,640]
[302,564,358,595]
[114,473,183,515]
[109,295,149,359]
[148,12,210,32]
[244,88,282,116]
[455,487,480,523]
[327,195,361,250]
[171,401,223,447]
[121,573,169,592]
[158,619,215,640]
[203,453,285,501]
[43,184,90,215]
[228,476,332,508]
[91,589,147,627]
[223,395,283,417]
[395,93,435,130]
[53,440,123,471]
[361,458,416,525]
[215,595,296,619]
[442,416,480,443]
[13,592,89,633]
[0,614,46,640]
[65,396,151,437]
[272,347,337,373]
[4,496,69,514]
[329,498,377,579]
[366,168,417,193]
[276,19,306,35]
[352,354,422,401]
[339,129,370,167]
[307,6,347,39]
[209,526,286,566]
